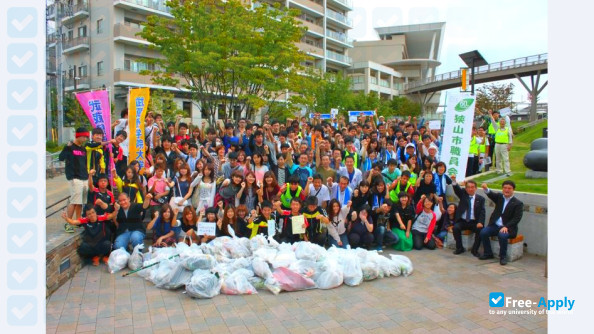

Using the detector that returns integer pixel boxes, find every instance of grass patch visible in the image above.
[474,120,548,194]
[46,141,65,153]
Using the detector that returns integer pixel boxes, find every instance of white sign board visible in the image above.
[498,107,511,117]
[440,93,476,179]
[267,220,276,237]
[429,120,441,130]
[330,108,338,116]
[197,222,217,236]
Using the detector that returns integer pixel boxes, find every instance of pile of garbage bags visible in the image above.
[108,235,413,299]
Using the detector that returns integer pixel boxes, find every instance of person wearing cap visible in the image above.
[427,143,440,163]
[59,127,90,225]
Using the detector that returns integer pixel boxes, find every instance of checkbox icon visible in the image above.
[8,152,37,182]
[7,224,37,254]
[7,80,37,110]
[7,259,37,290]
[489,292,505,307]
[7,44,37,74]
[7,188,37,218]
[7,295,37,326]
[7,7,37,38]
[7,116,38,146]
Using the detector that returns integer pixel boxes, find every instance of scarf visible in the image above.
[335,186,351,205]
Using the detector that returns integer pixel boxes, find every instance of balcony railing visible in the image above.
[326,50,352,65]
[113,0,172,15]
[113,23,151,45]
[47,33,58,45]
[326,8,352,27]
[325,30,353,46]
[64,76,90,89]
[328,0,353,10]
[62,36,90,52]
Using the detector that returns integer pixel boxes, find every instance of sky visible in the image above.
[350,0,548,108]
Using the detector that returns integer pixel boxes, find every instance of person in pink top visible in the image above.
[147,163,174,219]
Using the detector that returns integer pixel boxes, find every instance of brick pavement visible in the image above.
[46,249,547,334]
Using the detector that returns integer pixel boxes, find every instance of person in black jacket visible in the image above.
[479,181,524,265]
[113,192,152,251]
[451,176,486,257]
[59,127,90,223]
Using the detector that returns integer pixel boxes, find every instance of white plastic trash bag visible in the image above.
[314,259,343,290]
[341,256,363,286]
[128,244,144,271]
[156,262,193,290]
[390,255,414,277]
[181,254,216,271]
[294,242,325,261]
[185,270,222,299]
[108,248,130,274]
[221,271,258,295]
[252,257,273,280]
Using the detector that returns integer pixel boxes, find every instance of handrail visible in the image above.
[405,53,548,91]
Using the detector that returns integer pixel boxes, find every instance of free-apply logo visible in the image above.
[489,292,505,307]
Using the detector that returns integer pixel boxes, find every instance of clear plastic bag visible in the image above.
[272,267,316,292]
[253,247,278,263]
[223,239,252,259]
[288,260,318,279]
[250,234,268,252]
[341,256,363,287]
[390,254,414,277]
[314,259,343,290]
[252,257,273,280]
[221,271,258,295]
[108,248,130,274]
[181,254,216,271]
[185,270,222,299]
[294,241,325,262]
[155,262,193,290]
[128,244,144,271]
[361,257,380,281]
[271,244,297,268]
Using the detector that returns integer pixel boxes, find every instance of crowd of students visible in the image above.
[59,109,521,267]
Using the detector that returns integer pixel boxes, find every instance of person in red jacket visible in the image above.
[411,194,437,250]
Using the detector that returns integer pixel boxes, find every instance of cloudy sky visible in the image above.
[351,0,548,106]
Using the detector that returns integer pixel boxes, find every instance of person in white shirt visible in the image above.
[338,155,362,190]
[303,174,330,209]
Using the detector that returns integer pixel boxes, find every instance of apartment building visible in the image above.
[348,22,445,114]
[47,0,354,122]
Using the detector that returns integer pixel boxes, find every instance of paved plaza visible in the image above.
[46,248,547,334]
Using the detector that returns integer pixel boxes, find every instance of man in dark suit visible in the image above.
[451,176,486,256]
[479,181,524,265]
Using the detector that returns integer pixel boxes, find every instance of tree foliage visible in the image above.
[475,83,514,115]
[138,0,309,124]
[64,93,90,129]
[148,89,186,122]
[290,71,352,116]
[389,96,422,117]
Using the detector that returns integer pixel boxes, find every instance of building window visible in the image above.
[97,61,104,76]
[183,101,192,117]
[97,19,103,34]
[67,30,74,40]
[79,65,88,77]
[78,25,87,38]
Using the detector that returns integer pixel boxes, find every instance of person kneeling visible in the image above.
[147,204,180,247]
[348,205,374,249]
[62,204,117,266]
[373,200,399,252]
[302,196,330,247]
[411,195,437,250]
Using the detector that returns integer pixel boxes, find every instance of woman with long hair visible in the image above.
[216,170,244,207]
[146,204,179,247]
[217,206,236,237]
[234,204,250,238]
[351,180,372,212]
[191,163,216,212]
[393,192,415,251]
[170,162,194,212]
[250,153,269,185]
[257,171,280,203]
[236,171,259,212]
[327,199,352,248]
[180,205,199,244]
[113,165,144,204]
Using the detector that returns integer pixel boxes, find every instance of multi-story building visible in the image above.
[348,22,445,115]
[46,0,354,127]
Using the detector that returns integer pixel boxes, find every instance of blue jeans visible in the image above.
[480,224,510,258]
[329,233,349,249]
[114,230,145,251]
[374,225,399,248]
[435,230,448,241]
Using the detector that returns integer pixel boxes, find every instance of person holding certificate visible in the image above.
[274,198,309,244]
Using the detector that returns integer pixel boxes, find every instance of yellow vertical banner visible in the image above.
[128,87,150,169]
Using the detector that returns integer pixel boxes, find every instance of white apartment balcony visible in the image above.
[326,49,352,66]
[62,36,90,55]
[296,42,324,59]
[114,69,187,91]
[297,18,324,37]
[61,2,89,26]
[325,30,353,48]
[113,23,152,47]
[289,0,324,17]
[64,76,90,91]
[325,8,352,29]
[327,0,353,11]
[47,33,58,48]
[46,3,57,20]
[113,0,173,18]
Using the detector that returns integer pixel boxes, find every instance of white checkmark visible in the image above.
[11,15,33,32]
[11,196,33,212]
[11,51,34,68]
[11,87,34,104]
[12,159,33,176]
[12,123,34,140]
[11,231,33,248]
[491,296,502,304]
[11,267,34,284]
[11,303,33,320]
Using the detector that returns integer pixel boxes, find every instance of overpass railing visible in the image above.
[405,53,548,92]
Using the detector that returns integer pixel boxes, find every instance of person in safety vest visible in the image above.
[388,170,416,204]
[302,196,330,246]
[492,116,513,175]
[279,175,306,210]
[466,127,479,177]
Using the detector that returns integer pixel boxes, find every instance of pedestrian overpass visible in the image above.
[405,53,548,121]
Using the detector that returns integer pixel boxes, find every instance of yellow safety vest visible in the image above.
[280,185,302,208]
[495,128,509,144]
[488,122,496,135]
[469,136,479,155]
[478,136,487,154]
[343,151,359,169]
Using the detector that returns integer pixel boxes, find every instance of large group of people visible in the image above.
[59,109,522,267]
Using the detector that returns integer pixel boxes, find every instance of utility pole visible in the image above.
[56,0,65,144]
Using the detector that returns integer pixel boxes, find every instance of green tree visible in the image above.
[148,89,186,122]
[138,0,309,124]
[390,96,421,117]
[291,71,352,116]
[64,93,90,129]
[475,82,514,115]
